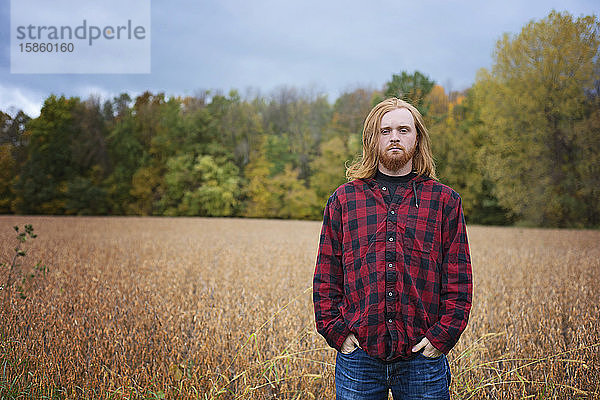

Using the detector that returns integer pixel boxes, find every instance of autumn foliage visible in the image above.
[1,10,598,228]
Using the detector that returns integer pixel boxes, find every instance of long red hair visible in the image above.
[346,97,436,180]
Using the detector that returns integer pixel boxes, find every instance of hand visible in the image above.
[411,337,442,358]
[341,333,361,354]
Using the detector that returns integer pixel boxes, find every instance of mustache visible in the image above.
[386,144,406,151]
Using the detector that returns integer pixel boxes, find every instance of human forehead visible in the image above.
[380,107,415,127]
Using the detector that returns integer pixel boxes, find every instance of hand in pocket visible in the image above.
[341,333,361,354]
[411,337,442,358]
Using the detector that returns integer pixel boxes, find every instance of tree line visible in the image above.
[1,11,598,227]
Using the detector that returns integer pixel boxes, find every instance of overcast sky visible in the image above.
[1,0,598,117]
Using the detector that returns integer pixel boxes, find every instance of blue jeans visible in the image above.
[335,347,451,400]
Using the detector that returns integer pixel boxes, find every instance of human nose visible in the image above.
[389,128,402,140]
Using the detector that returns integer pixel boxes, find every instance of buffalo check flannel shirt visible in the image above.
[313,174,472,362]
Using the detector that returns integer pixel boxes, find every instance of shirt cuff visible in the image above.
[425,325,454,355]
[326,321,351,352]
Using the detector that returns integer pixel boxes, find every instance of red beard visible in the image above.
[379,143,416,172]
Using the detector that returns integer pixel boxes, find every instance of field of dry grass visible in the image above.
[0,216,599,399]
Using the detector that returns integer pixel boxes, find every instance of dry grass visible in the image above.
[0,216,598,399]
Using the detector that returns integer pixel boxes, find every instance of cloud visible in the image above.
[0,84,44,117]
[1,0,598,115]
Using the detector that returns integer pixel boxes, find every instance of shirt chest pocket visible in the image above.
[403,213,438,257]
[402,213,442,295]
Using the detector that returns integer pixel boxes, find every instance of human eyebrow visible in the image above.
[380,125,411,133]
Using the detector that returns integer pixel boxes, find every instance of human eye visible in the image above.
[381,128,391,135]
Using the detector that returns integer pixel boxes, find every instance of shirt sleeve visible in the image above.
[425,192,473,354]
[313,193,351,351]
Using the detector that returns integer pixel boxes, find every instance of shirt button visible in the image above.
[390,210,395,215]
[388,292,393,296]
[388,319,393,323]
[388,237,394,242]
[382,186,387,191]
[388,263,393,268]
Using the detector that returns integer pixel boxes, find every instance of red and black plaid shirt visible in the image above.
[313,175,472,361]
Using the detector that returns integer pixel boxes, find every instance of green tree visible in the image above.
[262,134,296,176]
[425,85,450,122]
[572,75,600,226]
[475,11,600,227]
[160,153,241,217]
[243,157,318,219]
[205,90,264,169]
[103,96,142,214]
[0,110,31,213]
[178,155,241,217]
[382,71,436,115]
[262,87,331,180]
[310,135,360,208]
[430,89,513,225]
[12,95,114,215]
[1,110,30,166]
[13,95,80,214]
[330,89,375,138]
[65,97,111,215]
[121,92,178,215]
[161,154,195,215]
[0,144,16,213]
[271,165,319,219]
[307,88,372,211]
[243,133,321,220]
[243,150,278,218]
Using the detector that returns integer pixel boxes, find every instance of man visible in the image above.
[313,97,472,399]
